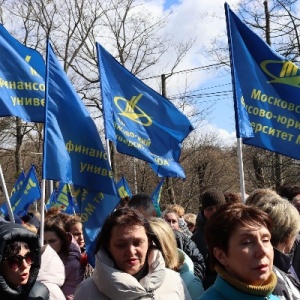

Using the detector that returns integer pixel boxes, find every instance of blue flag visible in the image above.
[116,176,132,198]
[0,24,45,122]
[151,178,164,217]
[46,182,78,214]
[74,186,120,267]
[43,42,117,196]
[225,3,300,159]
[97,43,194,178]
[2,165,41,216]
[0,170,25,215]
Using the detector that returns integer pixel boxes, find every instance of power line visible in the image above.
[141,62,228,80]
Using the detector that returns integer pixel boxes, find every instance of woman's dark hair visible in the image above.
[205,203,272,270]
[4,241,29,258]
[44,216,71,256]
[64,215,82,232]
[94,207,163,254]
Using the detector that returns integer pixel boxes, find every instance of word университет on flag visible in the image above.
[97,42,194,178]
[225,2,300,159]
[43,41,117,196]
[0,24,45,122]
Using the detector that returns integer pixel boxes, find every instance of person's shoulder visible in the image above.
[28,281,50,300]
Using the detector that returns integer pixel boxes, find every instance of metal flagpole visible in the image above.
[237,138,246,202]
[0,165,15,222]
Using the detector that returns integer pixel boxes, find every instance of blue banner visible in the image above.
[43,42,117,196]
[97,43,194,178]
[0,24,45,122]
[0,170,25,215]
[225,3,300,158]
[116,176,132,198]
[151,178,164,217]
[2,165,41,217]
[74,186,120,267]
[46,182,79,214]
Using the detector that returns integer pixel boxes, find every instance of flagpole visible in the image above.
[237,138,246,202]
[106,139,111,167]
[0,165,15,222]
[40,178,46,246]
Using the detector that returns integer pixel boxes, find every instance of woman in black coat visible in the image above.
[0,222,49,300]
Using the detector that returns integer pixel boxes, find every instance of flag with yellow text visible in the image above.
[43,42,117,196]
[0,24,45,122]
[1,165,41,217]
[97,43,194,178]
[225,3,300,158]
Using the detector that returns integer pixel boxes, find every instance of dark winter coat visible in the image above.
[0,223,49,300]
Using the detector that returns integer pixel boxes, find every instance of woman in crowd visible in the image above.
[191,188,226,289]
[44,216,84,300]
[0,222,49,299]
[37,244,66,300]
[64,215,93,279]
[199,203,279,299]
[74,207,192,299]
[149,217,204,300]
[249,194,300,299]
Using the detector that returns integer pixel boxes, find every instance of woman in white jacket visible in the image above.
[74,207,191,300]
[37,244,66,300]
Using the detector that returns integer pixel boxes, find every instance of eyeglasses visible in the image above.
[4,252,35,269]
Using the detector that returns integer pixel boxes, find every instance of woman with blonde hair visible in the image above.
[149,217,204,300]
[249,194,300,299]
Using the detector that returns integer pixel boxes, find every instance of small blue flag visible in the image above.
[43,41,117,196]
[74,186,120,267]
[46,182,78,214]
[0,170,25,215]
[116,176,132,198]
[225,3,300,159]
[97,43,194,178]
[151,178,164,217]
[0,24,45,122]
[2,165,41,216]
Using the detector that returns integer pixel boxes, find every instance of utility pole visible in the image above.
[161,74,176,204]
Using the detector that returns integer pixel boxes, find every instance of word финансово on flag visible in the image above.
[0,24,45,122]
[97,43,194,178]
[225,3,300,159]
[43,42,117,196]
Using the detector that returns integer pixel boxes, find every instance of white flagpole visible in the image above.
[237,138,246,202]
[39,178,46,246]
[0,165,15,222]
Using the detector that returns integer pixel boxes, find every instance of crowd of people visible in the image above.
[1,185,300,299]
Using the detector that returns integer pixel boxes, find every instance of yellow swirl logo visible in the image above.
[261,60,300,88]
[114,93,152,126]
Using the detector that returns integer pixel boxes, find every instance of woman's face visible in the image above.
[69,222,85,249]
[0,245,32,288]
[108,224,149,275]
[44,231,62,254]
[203,205,218,220]
[214,223,274,286]
[164,213,179,230]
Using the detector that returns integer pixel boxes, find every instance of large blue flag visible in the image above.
[151,178,164,217]
[74,186,120,267]
[116,176,132,198]
[97,43,194,178]
[0,24,45,122]
[43,42,117,196]
[225,3,300,159]
[2,165,41,216]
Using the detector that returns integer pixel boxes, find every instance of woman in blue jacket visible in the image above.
[199,203,279,300]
